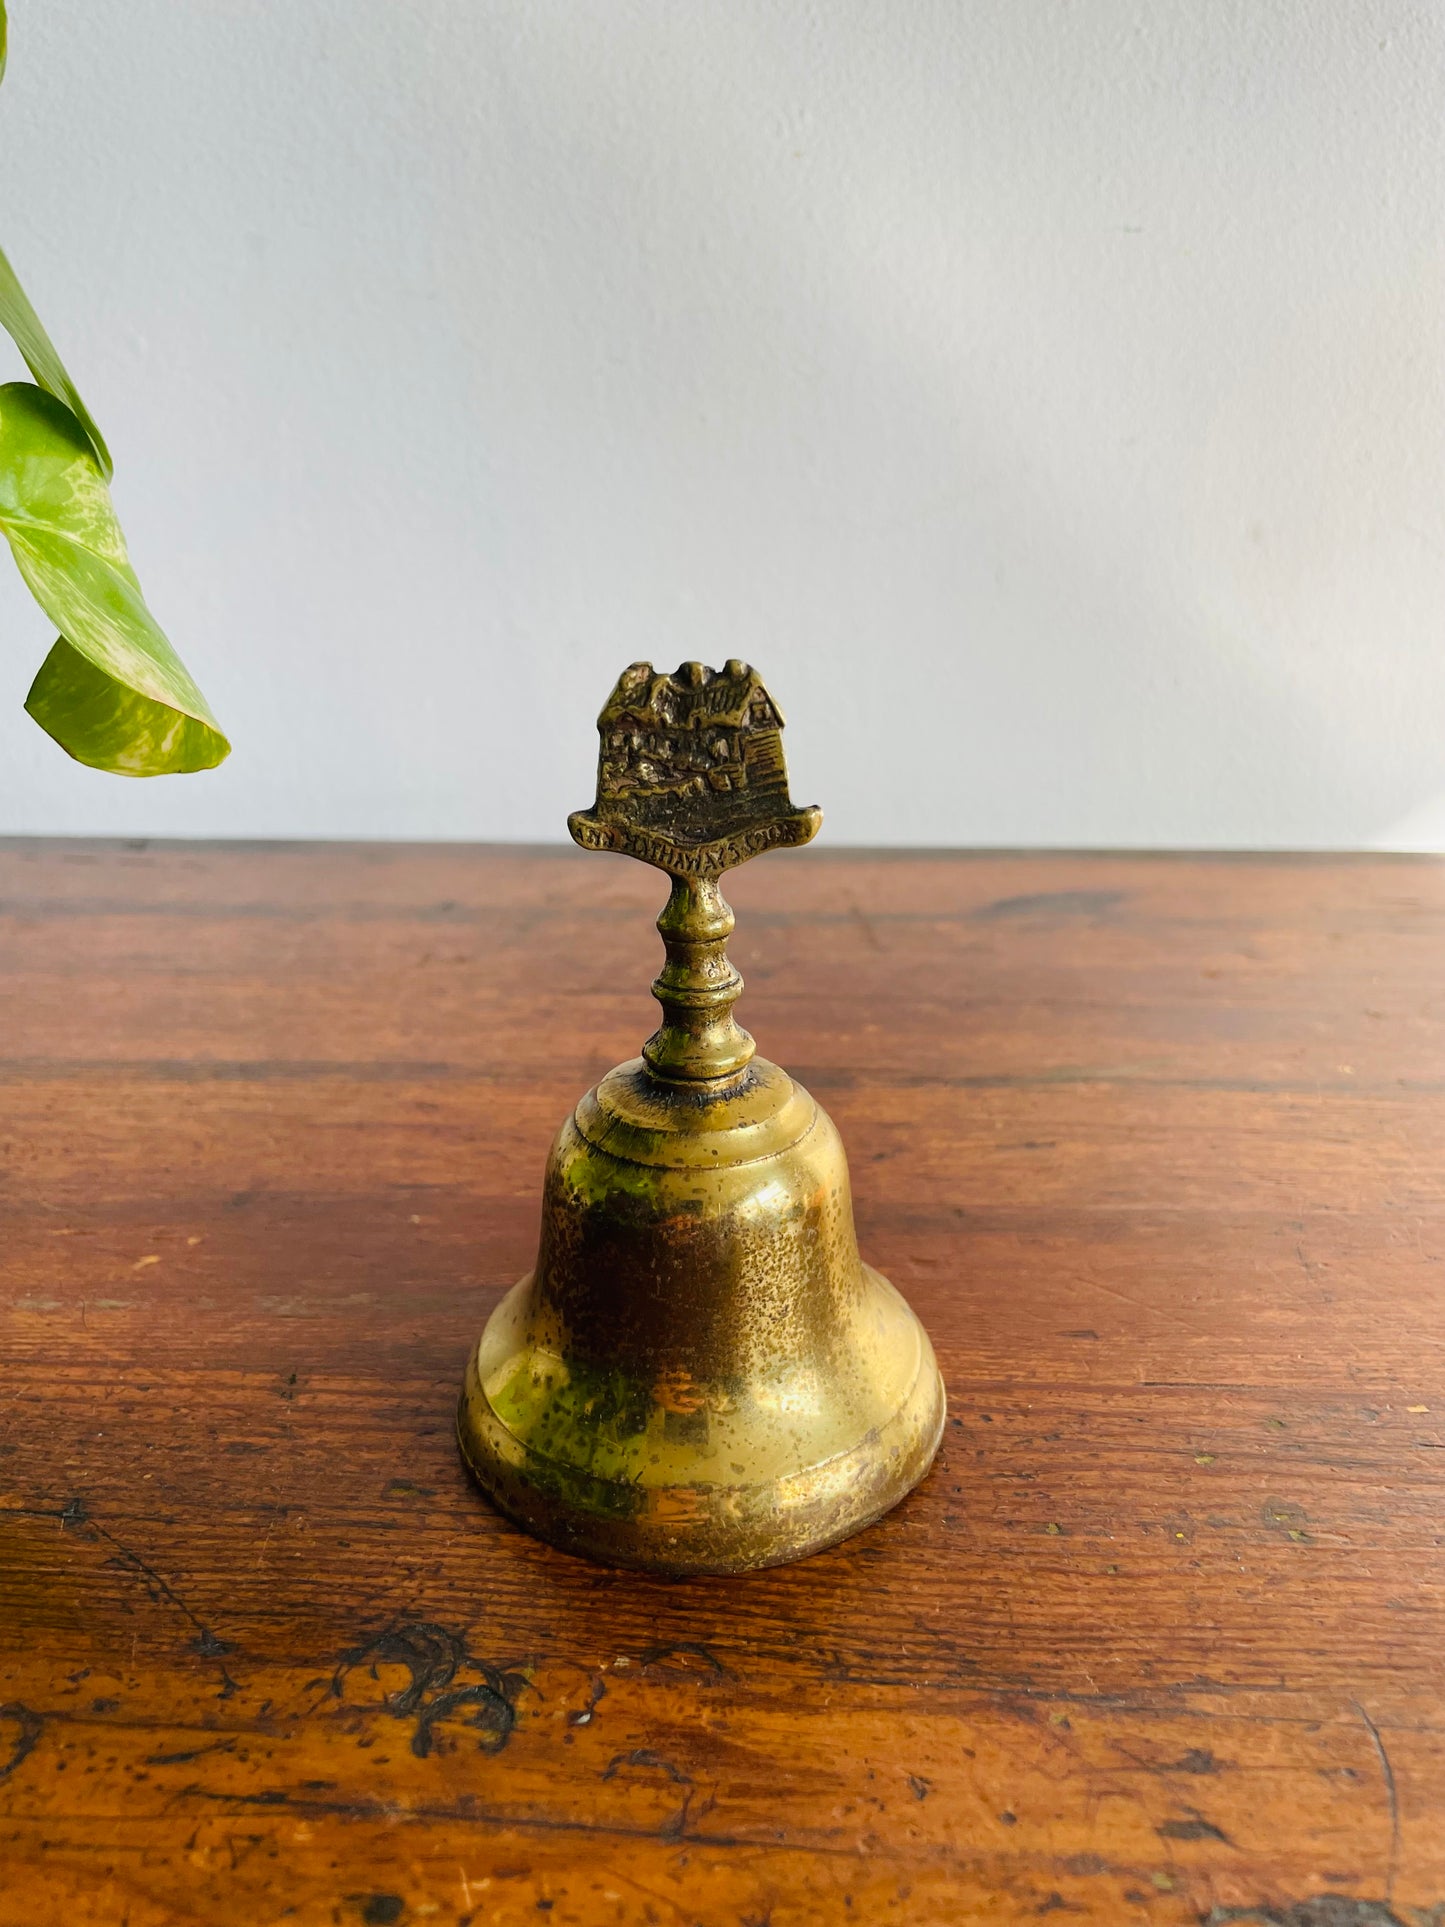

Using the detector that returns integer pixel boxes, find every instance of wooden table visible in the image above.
[2,840,1442,1927]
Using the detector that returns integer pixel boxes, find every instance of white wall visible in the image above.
[0,0,1441,848]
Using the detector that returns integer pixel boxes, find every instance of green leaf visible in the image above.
[0,3,228,777]
[0,245,111,479]
[0,2,109,478]
[0,382,228,774]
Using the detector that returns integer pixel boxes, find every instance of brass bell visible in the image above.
[457,661,944,1573]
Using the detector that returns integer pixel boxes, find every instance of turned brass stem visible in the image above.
[642,875,756,1084]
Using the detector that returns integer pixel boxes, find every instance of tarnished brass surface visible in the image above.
[457,661,945,1572]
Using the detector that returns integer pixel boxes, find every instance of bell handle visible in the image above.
[641,874,755,1084]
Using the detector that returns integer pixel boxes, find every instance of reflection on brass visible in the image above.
[457,661,945,1573]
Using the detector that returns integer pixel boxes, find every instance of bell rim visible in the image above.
[456,1265,946,1577]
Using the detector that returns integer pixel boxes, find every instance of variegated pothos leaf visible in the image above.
[0,0,228,774]
[1,383,228,772]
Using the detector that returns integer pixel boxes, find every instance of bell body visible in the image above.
[460,661,944,1572]
[457,1054,945,1574]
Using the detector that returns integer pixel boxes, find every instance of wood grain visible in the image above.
[2,838,1443,1926]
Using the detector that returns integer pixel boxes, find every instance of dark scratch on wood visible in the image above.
[0,1704,43,1785]
[77,1501,235,1659]
[1353,1700,1401,1906]
[635,1641,730,1680]
[601,1750,691,1788]
[144,1738,239,1767]
[1158,1810,1231,1843]
[1204,1898,1411,1926]
[601,1750,695,1841]
[332,1622,521,1759]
